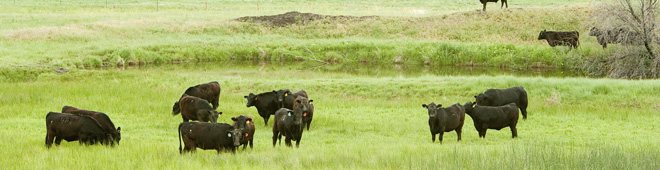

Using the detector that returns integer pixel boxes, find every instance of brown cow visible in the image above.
[45,112,113,148]
[172,81,221,115]
[538,30,580,49]
[175,95,221,123]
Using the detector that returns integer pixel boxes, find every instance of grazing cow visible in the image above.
[172,81,221,115]
[231,115,255,150]
[178,122,243,154]
[61,106,121,145]
[45,112,113,148]
[480,0,508,11]
[174,95,221,123]
[538,30,580,49]
[589,27,643,48]
[272,103,305,147]
[422,102,465,143]
[463,102,519,138]
[245,91,280,126]
[474,86,528,119]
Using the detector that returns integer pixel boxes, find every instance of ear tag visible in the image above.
[287,113,291,117]
[255,97,258,100]
[244,98,247,102]
[246,120,250,124]
[244,133,249,137]
[303,113,307,116]
[285,93,288,96]
[228,133,232,138]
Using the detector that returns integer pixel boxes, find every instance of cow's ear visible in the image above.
[244,96,248,99]
[246,118,252,121]
[422,104,428,108]
[218,111,222,115]
[117,127,121,133]
[309,100,313,104]
[232,117,237,121]
[471,102,476,107]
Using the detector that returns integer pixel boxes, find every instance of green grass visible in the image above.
[0,0,611,80]
[1,65,659,169]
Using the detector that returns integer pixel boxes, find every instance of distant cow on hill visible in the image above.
[474,86,528,119]
[45,112,113,148]
[174,95,221,123]
[463,102,519,138]
[231,115,255,150]
[178,122,243,154]
[480,0,508,11]
[422,102,465,144]
[538,30,580,49]
[245,91,280,126]
[61,106,121,145]
[172,81,221,115]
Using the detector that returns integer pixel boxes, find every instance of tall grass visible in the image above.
[0,66,659,169]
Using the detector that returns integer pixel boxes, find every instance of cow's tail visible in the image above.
[178,123,183,154]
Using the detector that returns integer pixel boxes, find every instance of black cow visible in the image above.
[275,89,308,109]
[293,96,314,131]
[174,95,221,123]
[480,0,508,11]
[61,106,121,146]
[45,112,113,148]
[178,122,243,154]
[538,30,580,49]
[245,91,279,126]
[231,115,255,150]
[172,81,221,115]
[463,102,519,138]
[422,102,465,143]
[475,86,528,119]
[272,101,306,148]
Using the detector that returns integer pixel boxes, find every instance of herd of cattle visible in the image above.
[44,81,315,153]
[44,80,530,153]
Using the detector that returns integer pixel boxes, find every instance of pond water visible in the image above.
[120,61,580,78]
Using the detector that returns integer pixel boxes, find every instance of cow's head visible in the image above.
[231,115,252,139]
[276,89,291,103]
[244,93,257,107]
[463,101,476,115]
[209,111,220,123]
[113,127,121,145]
[422,102,442,119]
[538,30,547,40]
[475,93,490,106]
[172,101,181,115]
[288,108,304,127]
[293,96,312,120]
[227,127,243,147]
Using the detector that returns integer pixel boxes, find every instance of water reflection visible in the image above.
[120,61,579,78]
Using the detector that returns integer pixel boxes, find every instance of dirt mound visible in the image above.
[235,11,376,27]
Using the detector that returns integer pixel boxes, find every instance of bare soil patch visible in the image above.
[235,11,376,27]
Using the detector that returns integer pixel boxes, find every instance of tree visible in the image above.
[588,0,659,78]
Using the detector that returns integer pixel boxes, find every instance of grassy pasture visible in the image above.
[0,0,608,80]
[0,65,659,169]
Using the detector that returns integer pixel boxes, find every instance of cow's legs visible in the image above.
[511,125,518,138]
[54,136,62,145]
[483,3,487,11]
[211,97,219,110]
[46,134,55,148]
[438,132,444,144]
[272,131,279,147]
[456,127,463,141]
[249,139,254,149]
[285,137,292,147]
[431,133,436,142]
